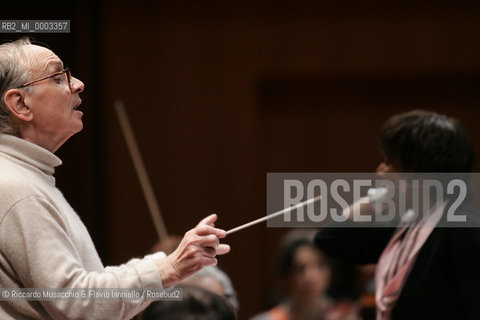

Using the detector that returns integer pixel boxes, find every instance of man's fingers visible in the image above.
[196,224,226,238]
[198,234,220,249]
[207,257,218,267]
[202,242,230,257]
[204,246,217,257]
[197,214,217,227]
[215,244,230,255]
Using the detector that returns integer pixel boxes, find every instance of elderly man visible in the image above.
[0,38,230,319]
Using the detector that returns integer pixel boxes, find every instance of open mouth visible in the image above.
[73,99,82,110]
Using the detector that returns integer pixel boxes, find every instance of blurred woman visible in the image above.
[251,231,332,320]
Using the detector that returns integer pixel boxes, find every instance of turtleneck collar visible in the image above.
[0,133,62,176]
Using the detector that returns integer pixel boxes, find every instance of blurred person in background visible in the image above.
[251,230,360,320]
[316,110,480,320]
[142,285,236,320]
[181,265,239,315]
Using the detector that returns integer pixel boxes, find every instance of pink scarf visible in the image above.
[375,202,446,320]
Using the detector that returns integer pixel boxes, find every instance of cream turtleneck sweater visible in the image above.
[0,134,165,319]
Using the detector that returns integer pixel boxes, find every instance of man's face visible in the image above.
[22,44,84,152]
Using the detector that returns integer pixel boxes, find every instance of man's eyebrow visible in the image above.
[47,61,64,72]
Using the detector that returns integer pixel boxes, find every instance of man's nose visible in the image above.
[71,76,84,94]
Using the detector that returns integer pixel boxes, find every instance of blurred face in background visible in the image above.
[288,245,330,304]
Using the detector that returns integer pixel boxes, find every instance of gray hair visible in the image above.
[183,266,239,311]
[0,37,34,135]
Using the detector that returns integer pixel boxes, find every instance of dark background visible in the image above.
[3,1,480,318]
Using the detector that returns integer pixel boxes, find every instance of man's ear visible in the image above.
[3,89,33,122]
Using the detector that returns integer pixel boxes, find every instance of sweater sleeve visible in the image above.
[0,195,165,320]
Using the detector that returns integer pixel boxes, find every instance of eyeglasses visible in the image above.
[17,68,72,92]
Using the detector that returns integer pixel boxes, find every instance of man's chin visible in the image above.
[73,110,83,117]
[72,120,84,134]
[73,111,84,127]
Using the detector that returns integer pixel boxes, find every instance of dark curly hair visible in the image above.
[381,110,475,173]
